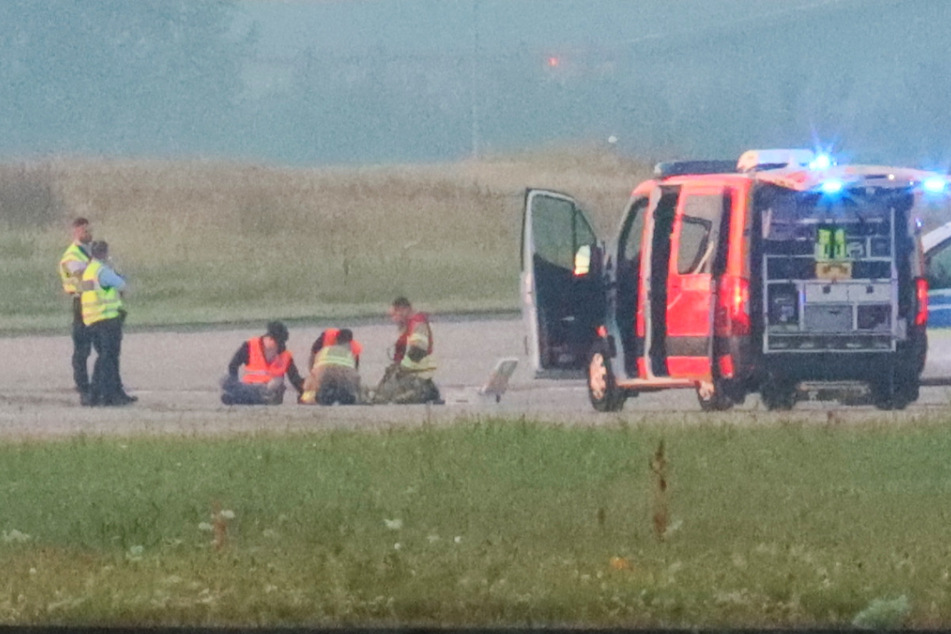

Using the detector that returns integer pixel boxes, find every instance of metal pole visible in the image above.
[470,0,481,159]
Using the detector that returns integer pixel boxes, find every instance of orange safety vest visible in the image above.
[242,336,293,384]
[393,312,432,364]
[322,327,363,358]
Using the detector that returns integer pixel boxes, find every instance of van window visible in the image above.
[619,197,648,262]
[676,193,724,275]
[927,240,951,290]
[532,196,596,270]
[759,187,917,280]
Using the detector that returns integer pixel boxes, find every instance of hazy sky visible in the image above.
[2,0,946,166]
[238,0,848,57]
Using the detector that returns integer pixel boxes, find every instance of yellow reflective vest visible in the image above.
[314,343,357,370]
[59,242,90,295]
[80,260,123,326]
[400,318,436,378]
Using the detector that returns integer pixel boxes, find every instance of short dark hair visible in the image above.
[337,328,353,343]
[266,320,289,344]
[72,217,89,228]
[392,296,411,309]
[89,240,108,258]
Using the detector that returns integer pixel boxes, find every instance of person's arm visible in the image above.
[63,259,86,276]
[406,322,431,362]
[308,333,326,372]
[227,341,250,379]
[285,359,305,394]
[97,264,127,292]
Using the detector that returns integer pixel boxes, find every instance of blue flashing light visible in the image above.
[809,154,833,170]
[923,176,947,194]
[820,179,844,195]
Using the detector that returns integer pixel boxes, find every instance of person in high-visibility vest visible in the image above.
[59,217,94,400]
[221,321,305,405]
[299,328,362,405]
[371,297,443,404]
[80,240,136,406]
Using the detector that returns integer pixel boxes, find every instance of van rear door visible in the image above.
[521,189,603,376]
[663,184,730,379]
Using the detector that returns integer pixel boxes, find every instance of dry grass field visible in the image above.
[0,148,652,332]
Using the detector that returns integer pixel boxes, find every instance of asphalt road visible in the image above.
[1,314,950,440]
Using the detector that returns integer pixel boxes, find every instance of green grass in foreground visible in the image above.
[3,419,951,627]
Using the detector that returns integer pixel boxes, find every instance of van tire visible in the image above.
[871,366,917,411]
[760,378,796,411]
[588,345,625,412]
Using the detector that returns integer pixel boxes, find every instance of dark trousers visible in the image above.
[71,297,92,392]
[221,375,285,405]
[89,316,124,404]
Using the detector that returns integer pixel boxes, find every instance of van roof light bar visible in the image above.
[737,148,816,173]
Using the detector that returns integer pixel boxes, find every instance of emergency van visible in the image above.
[521,149,951,411]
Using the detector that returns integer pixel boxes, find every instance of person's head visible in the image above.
[265,320,289,352]
[388,296,413,326]
[71,217,92,245]
[89,240,108,260]
[337,328,353,344]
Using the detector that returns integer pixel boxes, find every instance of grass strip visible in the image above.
[2,418,951,627]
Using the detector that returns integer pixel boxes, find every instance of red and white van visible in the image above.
[521,149,950,411]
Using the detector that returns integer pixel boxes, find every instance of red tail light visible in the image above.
[915,276,929,327]
[715,275,751,336]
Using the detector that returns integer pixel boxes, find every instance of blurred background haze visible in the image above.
[1,0,948,167]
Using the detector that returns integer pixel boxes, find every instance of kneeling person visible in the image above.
[372,297,442,404]
[300,328,362,405]
[221,321,304,405]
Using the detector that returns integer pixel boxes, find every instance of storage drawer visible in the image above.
[804,283,850,303]
[803,304,852,332]
[848,283,892,303]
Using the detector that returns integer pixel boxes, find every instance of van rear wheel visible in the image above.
[588,345,625,412]
[761,377,796,411]
[871,367,917,411]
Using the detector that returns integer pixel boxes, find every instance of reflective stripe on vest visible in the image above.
[59,243,89,295]
[243,336,292,384]
[80,260,122,326]
[315,343,356,369]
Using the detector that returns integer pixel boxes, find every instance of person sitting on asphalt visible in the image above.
[221,321,304,405]
[299,327,363,405]
[370,296,443,404]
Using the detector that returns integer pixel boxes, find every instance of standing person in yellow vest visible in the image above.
[221,321,305,405]
[300,328,362,405]
[59,217,93,400]
[81,240,136,406]
[371,297,443,404]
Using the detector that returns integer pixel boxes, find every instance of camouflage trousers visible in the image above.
[300,365,361,405]
[369,365,442,405]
